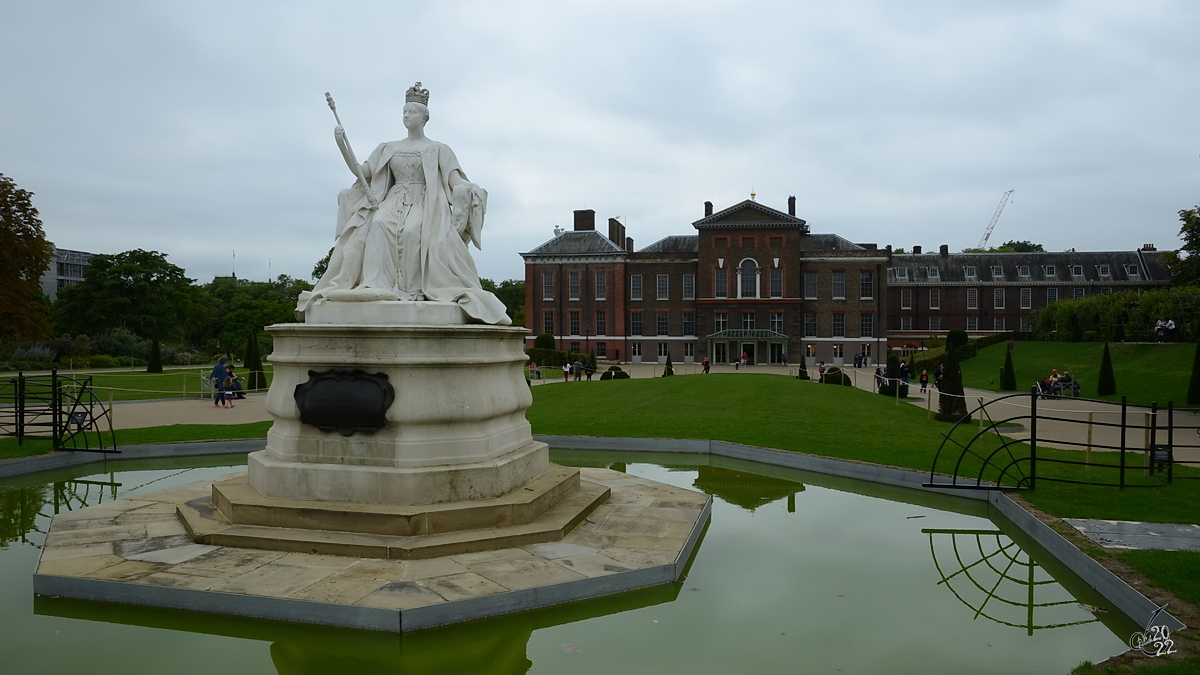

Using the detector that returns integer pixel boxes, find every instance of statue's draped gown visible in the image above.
[298,140,510,325]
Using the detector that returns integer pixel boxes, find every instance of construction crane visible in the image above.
[977,189,1014,249]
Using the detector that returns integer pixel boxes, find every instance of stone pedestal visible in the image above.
[247,302,547,505]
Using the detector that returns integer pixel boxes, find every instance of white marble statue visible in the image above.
[297,82,511,325]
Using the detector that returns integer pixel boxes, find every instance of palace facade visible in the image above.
[521,199,1170,365]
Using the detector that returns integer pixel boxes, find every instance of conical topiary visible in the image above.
[999,347,1017,391]
[663,353,674,377]
[147,340,163,373]
[1188,339,1200,405]
[937,329,969,422]
[244,331,267,390]
[1097,342,1116,396]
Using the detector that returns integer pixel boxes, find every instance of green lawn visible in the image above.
[3,366,274,402]
[961,341,1194,407]
[0,422,272,460]
[528,374,1199,523]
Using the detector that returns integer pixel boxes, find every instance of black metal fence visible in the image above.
[926,387,1198,491]
[0,370,117,453]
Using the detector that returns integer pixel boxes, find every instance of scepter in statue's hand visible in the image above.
[326,92,379,209]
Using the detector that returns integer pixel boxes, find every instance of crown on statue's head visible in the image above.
[406,82,430,105]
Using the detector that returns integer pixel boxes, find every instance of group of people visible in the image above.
[1154,317,1178,343]
[208,356,245,408]
[528,361,596,382]
[1038,368,1079,398]
[866,360,941,394]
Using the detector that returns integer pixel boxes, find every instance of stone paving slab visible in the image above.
[1064,519,1200,551]
[33,467,710,632]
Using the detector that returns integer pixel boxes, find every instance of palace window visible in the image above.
[994,317,1006,331]
[832,272,845,299]
[596,342,607,358]
[900,316,912,331]
[860,313,873,338]
[657,311,669,335]
[993,288,1005,309]
[832,314,845,337]
[630,274,643,300]
[595,310,607,336]
[770,312,783,332]
[1071,265,1083,277]
[1074,288,1085,299]
[568,272,579,300]
[595,271,606,300]
[715,268,728,298]
[630,312,643,335]
[966,288,978,310]
[1045,265,1056,277]
[929,317,941,331]
[929,288,940,310]
[804,272,817,299]
[570,341,579,353]
[683,311,695,336]
[1020,288,1032,309]
[965,266,977,279]
[928,268,939,279]
[569,310,580,335]
[967,316,978,331]
[1046,288,1058,303]
[740,260,758,298]
[900,288,912,309]
[860,271,873,299]
[991,265,1003,278]
[542,272,553,301]
[684,343,695,357]
[657,274,669,300]
[715,312,728,331]
[659,342,668,358]
[1020,316,1031,332]
[1018,265,1030,277]
[742,311,756,330]
[631,343,641,357]
[770,267,783,298]
[543,311,553,335]
[804,313,817,337]
[683,274,695,300]
[1098,264,1111,278]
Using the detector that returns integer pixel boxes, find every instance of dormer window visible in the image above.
[964,266,977,279]
[894,268,908,280]
[1126,264,1140,277]
[1044,265,1056,277]
[990,265,1003,278]
[1071,265,1084,277]
[927,267,939,279]
[1018,265,1030,277]
[1098,264,1111,278]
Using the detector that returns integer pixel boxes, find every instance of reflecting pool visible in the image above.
[0,451,1133,674]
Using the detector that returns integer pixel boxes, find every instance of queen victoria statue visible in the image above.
[297,82,511,325]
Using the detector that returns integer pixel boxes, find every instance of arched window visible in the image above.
[740,259,759,298]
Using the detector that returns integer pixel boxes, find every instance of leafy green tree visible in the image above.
[1000,346,1017,391]
[1165,205,1200,286]
[187,275,312,355]
[0,174,54,341]
[1188,339,1200,405]
[1097,342,1116,396]
[998,240,1044,252]
[147,340,163,373]
[480,278,525,320]
[937,329,969,422]
[244,330,267,390]
[54,249,198,370]
[312,247,334,281]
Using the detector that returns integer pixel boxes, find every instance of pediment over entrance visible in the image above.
[692,200,808,232]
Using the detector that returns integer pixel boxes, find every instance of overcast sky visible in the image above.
[4,1,1198,285]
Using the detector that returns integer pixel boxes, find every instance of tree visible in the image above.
[54,249,198,370]
[1188,339,1200,405]
[937,329,969,422]
[1000,346,1017,391]
[244,330,267,390]
[147,340,163,373]
[998,240,1044,252]
[0,174,54,341]
[533,333,555,349]
[1097,342,1116,396]
[480,278,525,320]
[312,247,334,281]
[1166,205,1200,286]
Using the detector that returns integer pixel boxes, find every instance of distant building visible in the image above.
[40,246,94,301]
[522,198,1171,366]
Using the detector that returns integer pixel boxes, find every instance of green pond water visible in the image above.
[0,450,1134,674]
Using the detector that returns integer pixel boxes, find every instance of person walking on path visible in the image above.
[919,369,929,394]
[584,363,594,381]
[573,359,583,381]
[702,357,710,374]
[899,360,911,384]
[221,368,236,408]
[210,356,229,407]
[562,362,570,382]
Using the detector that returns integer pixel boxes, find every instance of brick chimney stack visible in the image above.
[625,237,635,252]
[788,196,796,216]
[940,244,949,258]
[912,245,922,254]
[573,209,595,231]
[608,218,625,248]
[704,201,713,217]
